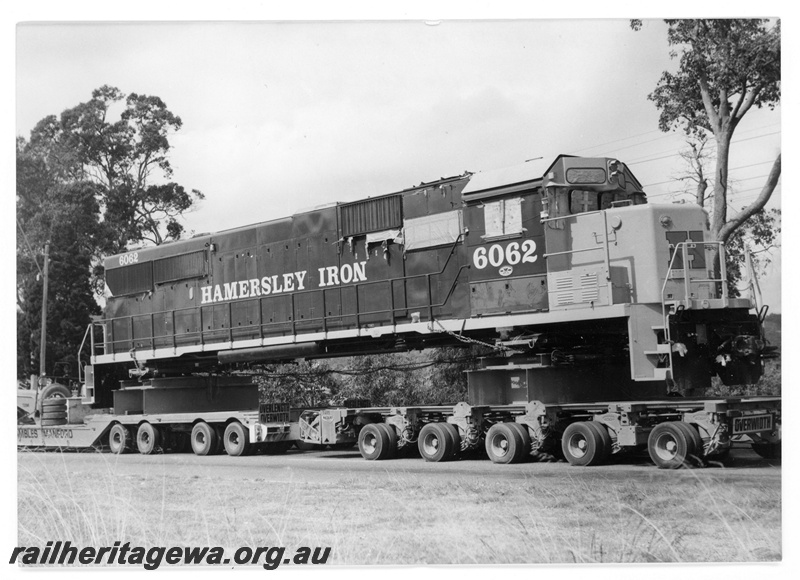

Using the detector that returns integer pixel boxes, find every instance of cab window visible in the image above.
[570,189,598,214]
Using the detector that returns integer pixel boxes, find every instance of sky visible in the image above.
[3,3,796,578]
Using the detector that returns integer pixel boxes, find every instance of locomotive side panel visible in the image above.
[464,190,548,316]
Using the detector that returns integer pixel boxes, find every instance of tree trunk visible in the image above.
[695,178,707,207]
[711,133,732,240]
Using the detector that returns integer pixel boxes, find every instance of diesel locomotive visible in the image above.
[19,154,780,468]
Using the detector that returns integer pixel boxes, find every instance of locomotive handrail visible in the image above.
[76,322,92,382]
[91,237,469,358]
[660,241,727,305]
[659,240,728,381]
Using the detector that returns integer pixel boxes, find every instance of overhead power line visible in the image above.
[570,128,663,154]
[641,161,778,188]
[577,121,781,160]
[627,130,780,167]
[649,183,781,201]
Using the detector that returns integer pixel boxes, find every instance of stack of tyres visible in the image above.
[39,384,72,426]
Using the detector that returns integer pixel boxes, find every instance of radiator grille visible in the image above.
[106,262,153,296]
[339,195,402,237]
[153,250,207,284]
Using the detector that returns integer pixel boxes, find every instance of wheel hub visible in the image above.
[567,434,588,458]
[423,434,440,455]
[490,435,510,457]
[364,434,377,454]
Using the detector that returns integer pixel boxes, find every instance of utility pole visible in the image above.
[38,242,49,387]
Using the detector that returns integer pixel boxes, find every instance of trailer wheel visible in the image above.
[191,422,217,456]
[213,425,226,454]
[674,422,704,465]
[586,421,612,464]
[418,423,456,462]
[223,422,251,456]
[751,442,781,460]
[508,423,532,462]
[109,424,132,454]
[136,422,161,455]
[377,423,398,459]
[647,422,696,469]
[485,423,523,464]
[561,422,606,466]
[358,423,393,460]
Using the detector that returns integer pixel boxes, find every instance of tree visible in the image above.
[28,85,204,253]
[254,361,341,408]
[674,134,780,298]
[724,208,780,298]
[675,133,713,207]
[336,353,422,406]
[334,348,483,406]
[632,19,781,249]
[17,86,202,379]
[16,139,104,379]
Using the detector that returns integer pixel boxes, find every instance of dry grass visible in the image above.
[17,450,781,566]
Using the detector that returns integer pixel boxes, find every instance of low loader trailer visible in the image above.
[18,374,780,469]
[296,395,781,468]
[18,376,295,457]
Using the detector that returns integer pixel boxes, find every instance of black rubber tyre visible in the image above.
[418,423,456,462]
[674,422,704,465]
[358,423,393,460]
[213,425,226,454]
[191,422,217,456]
[136,422,161,455]
[586,421,613,464]
[376,423,398,459]
[485,423,523,464]
[40,383,71,401]
[507,423,532,462]
[647,422,696,469]
[41,411,68,420]
[109,424,132,454]
[42,399,68,409]
[561,422,605,466]
[40,418,68,426]
[441,423,461,460]
[223,422,251,456]
[751,441,781,460]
